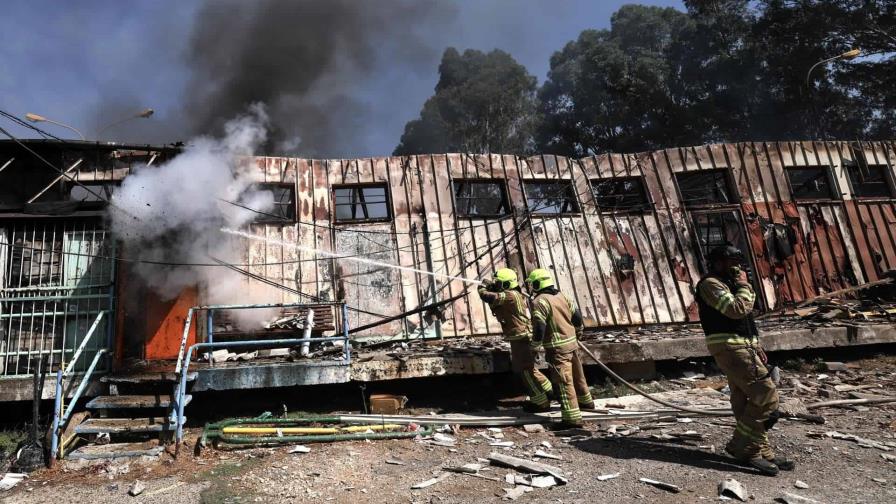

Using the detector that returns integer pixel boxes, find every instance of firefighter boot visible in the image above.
[725,443,779,477]
[767,454,795,471]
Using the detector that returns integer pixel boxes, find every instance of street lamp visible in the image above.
[805,48,862,89]
[96,108,154,138]
[24,113,85,141]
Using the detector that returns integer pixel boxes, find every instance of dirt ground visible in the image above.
[3,355,896,504]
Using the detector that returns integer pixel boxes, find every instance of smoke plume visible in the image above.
[183,0,453,157]
[109,104,280,325]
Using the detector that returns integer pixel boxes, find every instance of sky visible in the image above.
[0,0,683,157]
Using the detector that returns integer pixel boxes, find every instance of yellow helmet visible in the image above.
[493,268,518,290]
[526,268,554,291]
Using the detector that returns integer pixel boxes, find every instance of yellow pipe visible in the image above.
[222,424,403,435]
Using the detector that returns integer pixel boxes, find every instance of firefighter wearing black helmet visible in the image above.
[697,245,793,476]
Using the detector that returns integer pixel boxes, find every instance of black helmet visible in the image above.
[707,245,744,262]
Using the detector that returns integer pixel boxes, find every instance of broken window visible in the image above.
[785,167,835,200]
[333,184,390,222]
[523,180,580,215]
[844,159,893,199]
[452,179,509,218]
[68,183,117,203]
[591,177,649,212]
[675,170,736,207]
[252,183,296,222]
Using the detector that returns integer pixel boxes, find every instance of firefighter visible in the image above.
[477,268,554,412]
[697,245,794,476]
[525,268,594,428]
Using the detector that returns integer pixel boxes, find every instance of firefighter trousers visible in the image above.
[708,341,779,460]
[545,345,594,422]
[509,340,553,407]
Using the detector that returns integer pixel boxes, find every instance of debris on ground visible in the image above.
[411,472,449,489]
[597,473,620,481]
[718,478,746,501]
[287,445,310,454]
[808,430,894,451]
[794,480,809,489]
[487,452,568,484]
[775,492,825,504]
[0,473,26,491]
[128,480,145,497]
[639,477,681,493]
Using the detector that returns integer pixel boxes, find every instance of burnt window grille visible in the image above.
[333,184,391,222]
[452,180,509,218]
[523,180,580,215]
[250,183,296,222]
[591,177,649,212]
[675,170,736,207]
[844,158,893,199]
[785,167,835,200]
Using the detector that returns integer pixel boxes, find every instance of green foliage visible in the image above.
[394,48,537,155]
[397,2,896,157]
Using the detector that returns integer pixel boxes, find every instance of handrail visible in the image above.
[50,348,107,462]
[172,301,351,449]
[63,311,106,376]
[48,309,109,463]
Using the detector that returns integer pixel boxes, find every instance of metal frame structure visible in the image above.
[0,219,115,378]
[172,301,350,445]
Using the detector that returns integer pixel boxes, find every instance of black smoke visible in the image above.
[182,0,454,157]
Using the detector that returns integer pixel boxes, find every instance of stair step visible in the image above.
[75,416,184,434]
[101,371,197,384]
[85,394,192,410]
[67,441,164,460]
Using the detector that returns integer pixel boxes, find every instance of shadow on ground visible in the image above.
[570,435,762,476]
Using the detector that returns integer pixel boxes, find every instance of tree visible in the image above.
[394,48,537,155]
[537,5,705,156]
[538,1,896,156]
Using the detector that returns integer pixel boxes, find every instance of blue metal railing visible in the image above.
[172,301,351,447]
[49,310,109,460]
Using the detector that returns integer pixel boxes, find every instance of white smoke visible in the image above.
[110,104,284,327]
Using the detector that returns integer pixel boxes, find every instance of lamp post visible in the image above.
[96,108,154,138]
[24,113,85,141]
[805,48,862,89]
[804,48,861,139]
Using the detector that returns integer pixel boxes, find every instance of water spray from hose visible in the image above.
[221,228,483,286]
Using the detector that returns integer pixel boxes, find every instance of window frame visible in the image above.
[251,182,297,223]
[331,182,392,224]
[784,165,839,202]
[674,168,739,208]
[451,178,511,219]
[522,179,581,216]
[589,176,651,214]
[843,161,895,200]
[66,181,120,205]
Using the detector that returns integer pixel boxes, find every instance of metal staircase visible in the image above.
[64,371,195,460]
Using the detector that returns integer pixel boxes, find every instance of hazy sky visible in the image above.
[0,0,683,156]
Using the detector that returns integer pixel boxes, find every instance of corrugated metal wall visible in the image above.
[236,141,896,338]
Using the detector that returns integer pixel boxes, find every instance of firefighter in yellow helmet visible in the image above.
[478,268,554,412]
[526,268,594,428]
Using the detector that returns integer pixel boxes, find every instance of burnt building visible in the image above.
[1,139,895,400]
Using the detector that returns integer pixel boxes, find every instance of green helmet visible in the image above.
[526,268,554,291]
[493,268,518,290]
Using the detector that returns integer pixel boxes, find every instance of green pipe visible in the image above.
[202,415,433,447]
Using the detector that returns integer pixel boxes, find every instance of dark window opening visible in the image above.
[844,161,892,199]
[68,183,117,203]
[453,180,509,218]
[251,184,296,222]
[523,180,580,215]
[333,184,390,222]
[675,170,736,207]
[785,167,835,200]
[591,177,649,212]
